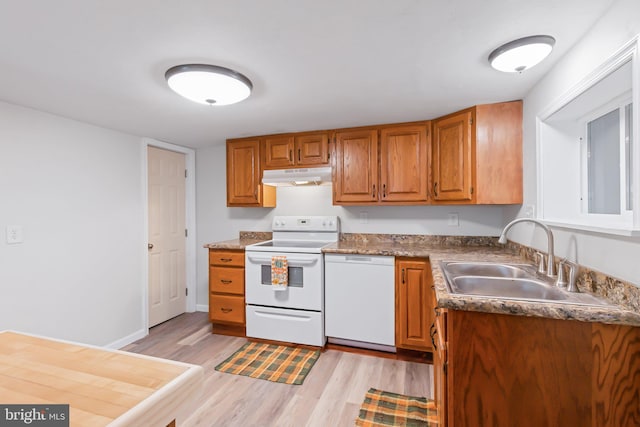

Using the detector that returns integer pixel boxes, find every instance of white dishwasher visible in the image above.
[324,254,395,352]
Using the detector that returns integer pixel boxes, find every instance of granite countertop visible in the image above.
[324,240,640,327]
[203,233,640,327]
[203,238,265,250]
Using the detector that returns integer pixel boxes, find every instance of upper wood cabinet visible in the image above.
[395,257,434,351]
[380,124,429,203]
[432,100,523,204]
[333,123,430,205]
[333,129,379,203]
[226,138,275,207]
[263,132,330,169]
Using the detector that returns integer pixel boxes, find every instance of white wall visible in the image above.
[506,0,640,285]
[0,101,145,346]
[196,144,506,307]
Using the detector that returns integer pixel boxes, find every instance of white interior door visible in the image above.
[148,146,186,327]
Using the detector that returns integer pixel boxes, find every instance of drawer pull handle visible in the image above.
[221,308,233,313]
[219,258,233,262]
[220,279,232,284]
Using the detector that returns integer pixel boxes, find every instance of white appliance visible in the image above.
[245,216,339,346]
[324,254,396,352]
[261,167,332,186]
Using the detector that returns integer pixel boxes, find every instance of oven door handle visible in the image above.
[247,255,319,266]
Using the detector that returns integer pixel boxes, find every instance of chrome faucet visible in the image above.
[498,218,556,278]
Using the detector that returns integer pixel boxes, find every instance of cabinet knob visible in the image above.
[433,182,438,196]
[402,268,405,284]
[372,184,376,198]
[148,243,154,250]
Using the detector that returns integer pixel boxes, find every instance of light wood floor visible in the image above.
[122,312,434,427]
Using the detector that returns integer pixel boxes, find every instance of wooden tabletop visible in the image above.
[0,331,203,426]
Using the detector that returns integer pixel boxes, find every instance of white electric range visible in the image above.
[244,216,339,346]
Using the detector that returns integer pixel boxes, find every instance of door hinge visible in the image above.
[443,362,448,375]
[185,288,188,296]
[185,229,188,237]
[185,169,188,178]
[470,118,474,125]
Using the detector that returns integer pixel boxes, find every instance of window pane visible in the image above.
[588,109,620,214]
[626,103,633,211]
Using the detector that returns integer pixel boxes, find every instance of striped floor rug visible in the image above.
[356,388,438,426]
[214,341,320,385]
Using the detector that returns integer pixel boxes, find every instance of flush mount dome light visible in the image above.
[488,35,555,73]
[165,64,253,106]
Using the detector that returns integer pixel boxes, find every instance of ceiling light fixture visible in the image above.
[165,64,253,106]
[488,35,555,73]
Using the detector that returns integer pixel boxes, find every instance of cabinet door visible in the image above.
[395,258,434,351]
[264,135,295,169]
[432,110,473,201]
[333,129,379,203]
[226,139,275,207]
[295,133,329,166]
[380,124,429,202]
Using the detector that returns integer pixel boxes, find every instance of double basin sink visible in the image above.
[440,261,612,307]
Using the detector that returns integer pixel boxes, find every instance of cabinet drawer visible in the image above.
[210,294,245,325]
[209,250,244,267]
[210,267,245,295]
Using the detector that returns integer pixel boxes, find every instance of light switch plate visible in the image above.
[6,225,23,244]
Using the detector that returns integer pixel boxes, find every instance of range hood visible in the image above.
[262,166,332,186]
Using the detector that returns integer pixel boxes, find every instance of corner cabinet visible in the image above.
[437,309,640,426]
[226,138,275,207]
[209,249,246,336]
[395,258,434,351]
[431,100,523,204]
[333,123,430,205]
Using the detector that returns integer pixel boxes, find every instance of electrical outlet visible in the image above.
[6,225,23,244]
[447,213,459,226]
[523,205,535,218]
[359,211,368,224]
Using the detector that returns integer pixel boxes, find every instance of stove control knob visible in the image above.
[329,220,335,227]
[322,220,327,226]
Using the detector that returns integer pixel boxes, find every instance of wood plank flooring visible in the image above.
[122,312,434,427]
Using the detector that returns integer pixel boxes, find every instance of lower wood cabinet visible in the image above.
[209,249,246,336]
[439,309,640,426]
[395,258,435,351]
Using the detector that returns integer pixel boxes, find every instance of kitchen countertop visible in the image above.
[324,240,640,327]
[204,234,640,328]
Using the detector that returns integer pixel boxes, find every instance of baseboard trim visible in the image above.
[106,328,147,350]
[196,304,209,312]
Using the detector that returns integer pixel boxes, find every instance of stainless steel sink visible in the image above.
[440,261,613,307]
[450,277,569,301]
[443,262,533,279]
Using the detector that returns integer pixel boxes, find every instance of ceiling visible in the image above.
[0,0,615,148]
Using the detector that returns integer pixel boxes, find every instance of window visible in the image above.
[538,36,639,235]
[584,101,633,215]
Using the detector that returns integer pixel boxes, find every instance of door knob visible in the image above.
[148,243,154,250]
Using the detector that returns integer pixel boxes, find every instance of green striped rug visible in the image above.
[214,341,320,385]
[356,388,438,426]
